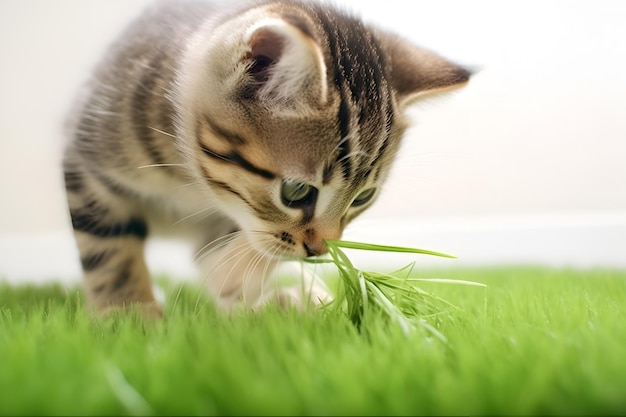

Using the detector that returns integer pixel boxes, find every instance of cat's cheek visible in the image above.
[208,194,256,230]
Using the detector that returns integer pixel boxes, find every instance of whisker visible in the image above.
[242,248,266,304]
[260,241,285,302]
[242,236,280,303]
[203,235,251,282]
[174,181,203,190]
[213,243,256,300]
[147,125,178,139]
[137,163,185,169]
[194,230,288,309]
[172,205,218,227]
[334,134,352,152]
[337,150,371,164]
[194,238,252,312]
[194,231,242,261]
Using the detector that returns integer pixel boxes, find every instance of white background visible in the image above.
[1,0,625,282]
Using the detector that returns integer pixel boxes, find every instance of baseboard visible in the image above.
[1,213,624,284]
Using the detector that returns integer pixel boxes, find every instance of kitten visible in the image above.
[63,0,471,315]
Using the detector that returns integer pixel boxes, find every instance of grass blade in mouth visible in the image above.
[306,239,485,337]
[327,240,457,258]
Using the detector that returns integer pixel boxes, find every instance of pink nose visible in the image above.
[302,226,341,257]
[303,241,327,257]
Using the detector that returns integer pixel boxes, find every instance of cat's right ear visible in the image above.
[243,19,328,108]
[376,31,472,105]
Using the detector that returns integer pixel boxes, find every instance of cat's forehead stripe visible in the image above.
[195,119,276,180]
[309,3,393,187]
[200,165,247,201]
[335,97,352,180]
[200,164,285,223]
[369,106,394,169]
[198,140,276,180]
[204,115,247,146]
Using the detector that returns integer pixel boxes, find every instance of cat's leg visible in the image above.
[273,262,334,309]
[64,163,159,317]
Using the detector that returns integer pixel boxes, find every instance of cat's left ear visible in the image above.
[244,18,328,108]
[376,31,472,105]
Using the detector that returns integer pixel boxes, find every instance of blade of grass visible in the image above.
[316,239,484,336]
[325,242,363,326]
[409,278,487,287]
[327,240,456,259]
[365,280,412,335]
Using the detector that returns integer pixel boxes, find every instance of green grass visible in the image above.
[1,267,625,415]
[318,240,478,335]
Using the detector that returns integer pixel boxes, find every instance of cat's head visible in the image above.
[175,1,471,258]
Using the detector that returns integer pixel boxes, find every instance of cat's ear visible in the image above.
[244,19,328,107]
[377,31,472,105]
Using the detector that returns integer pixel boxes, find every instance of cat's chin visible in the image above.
[247,238,308,261]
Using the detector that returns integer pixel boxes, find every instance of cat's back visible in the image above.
[91,1,218,94]
[68,2,222,167]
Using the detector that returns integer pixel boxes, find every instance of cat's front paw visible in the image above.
[273,284,333,310]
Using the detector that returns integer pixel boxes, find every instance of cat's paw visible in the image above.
[274,284,333,310]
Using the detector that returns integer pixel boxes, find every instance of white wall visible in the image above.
[1,0,625,280]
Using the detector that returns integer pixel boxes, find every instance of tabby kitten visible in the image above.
[63,0,471,315]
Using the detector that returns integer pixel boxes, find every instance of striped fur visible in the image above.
[63,0,471,314]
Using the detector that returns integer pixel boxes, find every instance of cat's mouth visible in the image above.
[244,231,329,260]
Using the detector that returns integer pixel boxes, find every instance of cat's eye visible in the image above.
[281,181,315,206]
[351,188,376,207]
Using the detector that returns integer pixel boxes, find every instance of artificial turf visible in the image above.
[0,267,625,415]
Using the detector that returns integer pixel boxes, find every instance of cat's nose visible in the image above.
[302,225,340,257]
[303,241,326,257]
